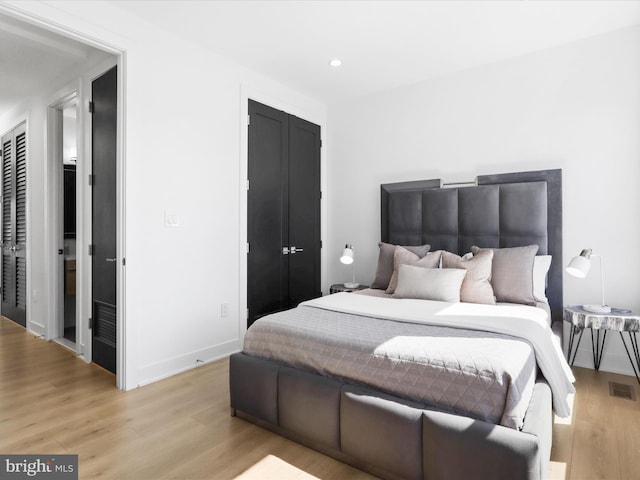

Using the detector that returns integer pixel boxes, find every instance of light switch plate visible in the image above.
[164,210,180,228]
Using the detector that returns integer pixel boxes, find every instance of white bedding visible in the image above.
[301,292,576,417]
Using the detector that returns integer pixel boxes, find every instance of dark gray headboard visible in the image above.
[380,169,563,328]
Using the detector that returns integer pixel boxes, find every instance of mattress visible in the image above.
[244,296,539,429]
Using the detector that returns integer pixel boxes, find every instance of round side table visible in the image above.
[563,305,640,383]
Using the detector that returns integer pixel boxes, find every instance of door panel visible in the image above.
[1,123,27,326]
[91,66,117,374]
[288,116,321,306]
[247,100,289,326]
[247,100,321,328]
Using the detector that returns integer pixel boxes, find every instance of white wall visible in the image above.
[327,26,640,376]
[2,1,326,389]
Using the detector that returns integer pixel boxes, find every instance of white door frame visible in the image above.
[3,7,128,389]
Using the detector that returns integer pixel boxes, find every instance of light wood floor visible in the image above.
[1,316,639,480]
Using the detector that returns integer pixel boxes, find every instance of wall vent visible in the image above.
[609,381,636,401]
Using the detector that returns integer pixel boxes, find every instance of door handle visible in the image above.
[282,247,290,255]
[10,245,16,253]
[290,246,304,254]
[105,258,117,262]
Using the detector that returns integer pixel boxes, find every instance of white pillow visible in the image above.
[393,264,467,302]
[533,255,552,303]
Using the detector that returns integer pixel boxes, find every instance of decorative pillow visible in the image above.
[533,255,552,303]
[394,264,467,302]
[471,245,539,305]
[371,242,431,290]
[442,249,496,304]
[386,247,442,294]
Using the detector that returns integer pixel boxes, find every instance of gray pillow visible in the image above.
[394,264,467,302]
[471,245,539,305]
[386,247,442,294]
[371,242,431,290]
[442,249,496,305]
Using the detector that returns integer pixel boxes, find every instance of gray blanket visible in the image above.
[244,304,536,429]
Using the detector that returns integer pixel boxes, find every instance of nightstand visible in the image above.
[329,284,369,294]
[564,305,640,383]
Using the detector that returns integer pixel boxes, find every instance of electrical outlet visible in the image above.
[221,303,229,317]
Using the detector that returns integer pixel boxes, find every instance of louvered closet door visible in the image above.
[1,123,27,327]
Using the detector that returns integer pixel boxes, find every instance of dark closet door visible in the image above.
[0,123,27,327]
[247,100,321,327]
[247,101,289,325]
[91,66,117,374]
[287,115,321,307]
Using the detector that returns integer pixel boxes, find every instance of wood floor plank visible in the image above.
[2,316,640,480]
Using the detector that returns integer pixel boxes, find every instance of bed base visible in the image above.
[229,352,551,480]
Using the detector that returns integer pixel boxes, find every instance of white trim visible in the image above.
[238,86,328,344]
[137,340,239,387]
[0,3,125,56]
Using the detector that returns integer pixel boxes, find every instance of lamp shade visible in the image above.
[340,245,354,265]
[565,248,610,313]
[566,253,591,278]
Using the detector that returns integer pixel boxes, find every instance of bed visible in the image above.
[229,169,574,480]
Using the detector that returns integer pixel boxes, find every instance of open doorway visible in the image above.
[61,100,78,345]
[50,93,79,351]
[1,8,124,387]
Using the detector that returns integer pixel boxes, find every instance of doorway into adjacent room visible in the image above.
[51,93,79,350]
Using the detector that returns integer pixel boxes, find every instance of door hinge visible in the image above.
[320,139,323,148]
[247,114,251,126]
[89,244,95,256]
[88,174,95,186]
[89,317,93,329]
[246,179,249,191]
[246,243,250,254]
[246,308,249,320]
[320,240,323,249]
[122,257,126,266]
[89,101,95,114]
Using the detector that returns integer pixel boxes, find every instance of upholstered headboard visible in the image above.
[380,169,563,329]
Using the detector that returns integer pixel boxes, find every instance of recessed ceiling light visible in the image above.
[329,59,342,67]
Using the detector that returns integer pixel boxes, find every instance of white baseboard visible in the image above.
[28,320,46,338]
[137,339,242,387]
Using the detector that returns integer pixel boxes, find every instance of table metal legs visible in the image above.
[619,331,640,384]
[567,325,608,371]
[567,325,584,366]
[591,329,607,370]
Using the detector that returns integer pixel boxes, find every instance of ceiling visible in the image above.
[0,13,112,115]
[1,1,639,113]
[110,0,640,104]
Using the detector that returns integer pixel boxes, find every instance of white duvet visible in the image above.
[301,292,576,417]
